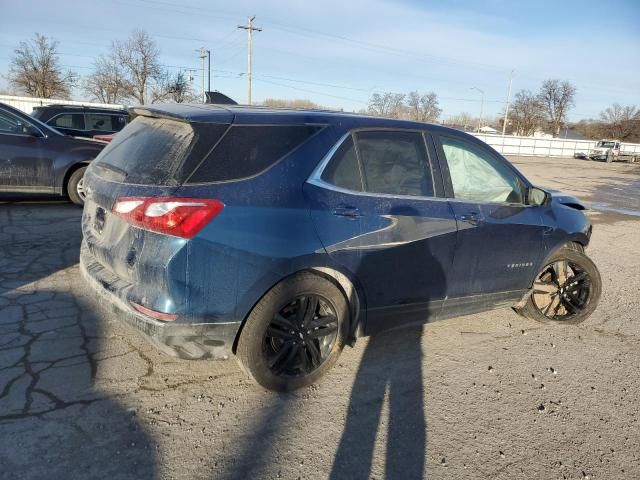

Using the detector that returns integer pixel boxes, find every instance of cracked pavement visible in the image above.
[1,157,639,480]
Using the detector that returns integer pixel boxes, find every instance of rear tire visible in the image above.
[516,245,601,325]
[67,166,87,206]
[236,272,349,391]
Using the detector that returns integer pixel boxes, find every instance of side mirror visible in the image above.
[16,121,42,137]
[26,125,43,137]
[528,187,549,207]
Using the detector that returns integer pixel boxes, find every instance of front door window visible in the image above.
[440,136,523,204]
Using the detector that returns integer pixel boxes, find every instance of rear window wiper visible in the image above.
[92,163,129,182]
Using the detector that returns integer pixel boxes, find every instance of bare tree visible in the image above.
[113,30,162,105]
[151,71,194,104]
[599,104,639,141]
[7,33,77,98]
[445,112,475,131]
[262,98,322,109]
[83,53,129,104]
[538,79,576,137]
[368,92,405,118]
[510,90,546,136]
[406,91,441,123]
[572,119,601,140]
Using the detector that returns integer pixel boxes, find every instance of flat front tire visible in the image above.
[236,272,349,391]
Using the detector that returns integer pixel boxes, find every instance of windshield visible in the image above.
[597,141,616,148]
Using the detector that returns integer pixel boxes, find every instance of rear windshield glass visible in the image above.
[187,125,321,183]
[92,116,227,186]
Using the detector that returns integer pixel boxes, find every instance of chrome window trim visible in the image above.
[308,129,532,208]
[307,131,445,202]
[307,131,352,183]
[307,176,449,203]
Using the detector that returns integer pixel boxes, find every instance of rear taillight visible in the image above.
[112,197,224,239]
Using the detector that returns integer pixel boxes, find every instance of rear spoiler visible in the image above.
[128,104,235,125]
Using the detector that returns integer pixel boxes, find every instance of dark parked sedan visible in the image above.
[80,104,601,391]
[0,102,106,205]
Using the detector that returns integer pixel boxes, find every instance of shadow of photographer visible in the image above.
[331,204,447,479]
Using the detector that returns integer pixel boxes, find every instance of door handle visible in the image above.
[332,207,361,219]
[459,212,480,225]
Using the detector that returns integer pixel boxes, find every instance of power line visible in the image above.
[121,0,509,74]
[254,77,368,105]
[0,56,201,72]
[214,39,247,65]
[5,0,638,98]
[129,0,239,21]
[258,74,370,93]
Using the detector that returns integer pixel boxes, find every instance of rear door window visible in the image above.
[51,113,85,130]
[86,113,117,132]
[92,116,227,186]
[187,125,321,183]
[355,130,434,197]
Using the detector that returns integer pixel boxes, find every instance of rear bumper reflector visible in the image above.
[131,302,178,322]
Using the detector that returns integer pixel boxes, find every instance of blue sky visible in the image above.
[1,0,639,121]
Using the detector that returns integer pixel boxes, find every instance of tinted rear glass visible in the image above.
[356,130,434,197]
[93,116,227,186]
[86,113,126,132]
[187,125,321,183]
[52,113,85,130]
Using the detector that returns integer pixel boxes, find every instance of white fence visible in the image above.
[472,133,640,158]
[0,94,124,114]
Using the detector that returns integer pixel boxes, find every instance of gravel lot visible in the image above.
[1,156,639,480]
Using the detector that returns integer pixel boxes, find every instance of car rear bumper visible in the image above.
[80,244,241,360]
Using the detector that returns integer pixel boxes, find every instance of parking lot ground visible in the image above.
[1,156,639,480]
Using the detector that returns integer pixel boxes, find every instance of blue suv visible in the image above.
[80,104,601,391]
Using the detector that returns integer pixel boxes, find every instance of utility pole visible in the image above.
[199,48,210,103]
[502,69,515,136]
[185,68,196,100]
[238,15,262,105]
[470,87,484,133]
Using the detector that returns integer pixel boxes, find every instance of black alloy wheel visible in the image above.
[236,271,348,391]
[264,295,338,377]
[531,259,592,320]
